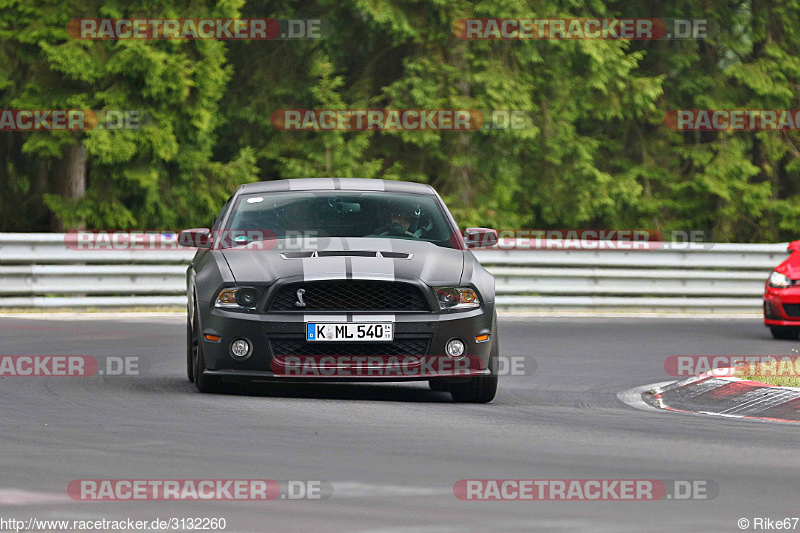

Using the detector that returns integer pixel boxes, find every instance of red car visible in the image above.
[764,241,800,339]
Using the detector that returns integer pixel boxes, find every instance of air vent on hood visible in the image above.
[281,252,315,259]
[280,251,412,259]
[318,251,379,257]
[379,251,413,259]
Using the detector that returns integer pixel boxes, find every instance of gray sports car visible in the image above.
[180,178,499,402]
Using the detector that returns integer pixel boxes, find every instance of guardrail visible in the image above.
[0,234,785,312]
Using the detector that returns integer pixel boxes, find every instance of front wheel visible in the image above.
[192,305,224,393]
[428,379,448,392]
[448,374,498,403]
[770,326,800,340]
[449,315,499,403]
[186,318,195,383]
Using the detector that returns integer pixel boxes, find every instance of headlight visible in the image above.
[768,271,793,289]
[215,287,260,309]
[435,287,480,310]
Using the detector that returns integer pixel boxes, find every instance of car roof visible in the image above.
[239,178,435,195]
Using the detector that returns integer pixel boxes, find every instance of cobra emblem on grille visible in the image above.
[294,288,306,308]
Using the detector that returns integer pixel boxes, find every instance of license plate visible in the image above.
[306,323,393,342]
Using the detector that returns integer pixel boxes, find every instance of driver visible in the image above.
[374,204,420,236]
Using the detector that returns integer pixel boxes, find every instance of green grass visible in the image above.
[734,360,800,387]
[733,374,800,387]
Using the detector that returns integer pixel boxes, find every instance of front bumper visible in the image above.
[197,304,495,382]
[764,286,800,326]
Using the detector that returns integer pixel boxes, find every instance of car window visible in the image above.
[212,195,234,230]
[223,191,456,248]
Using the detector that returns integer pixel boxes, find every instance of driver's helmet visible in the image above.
[389,203,421,231]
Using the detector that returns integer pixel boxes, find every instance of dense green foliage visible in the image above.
[1,0,799,241]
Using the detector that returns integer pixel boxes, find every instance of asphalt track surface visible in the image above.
[1,315,798,532]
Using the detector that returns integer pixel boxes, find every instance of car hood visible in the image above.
[220,237,465,286]
[775,251,800,279]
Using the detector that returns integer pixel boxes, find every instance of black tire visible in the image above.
[449,314,499,403]
[428,379,448,392]
[770,326,800,340]
[186,317,195,383]
[449,367,498,403]
[192,304,223,393]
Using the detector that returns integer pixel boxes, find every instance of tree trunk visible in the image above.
[30,157,50,228]
[447,41,473,206]
[51,142,87,231]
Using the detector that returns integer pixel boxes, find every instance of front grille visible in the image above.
[270,338,430,357]
[782,303,800,317]
[268,281,429,312]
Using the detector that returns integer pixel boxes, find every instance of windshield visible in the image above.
[222,191,456,248]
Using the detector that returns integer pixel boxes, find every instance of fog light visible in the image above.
[230,338,252,360]
[765,300,780,319]
[446,338,466,358]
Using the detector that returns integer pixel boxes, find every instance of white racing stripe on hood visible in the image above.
[343,236,395,280]
[343,237,394,250]
[339,178,385,190]
[302,237,347,280]
[350,256,395,280]
[302,257,347,280]
[289,178,335,190]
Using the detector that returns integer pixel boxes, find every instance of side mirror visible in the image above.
[788,240,800,253]
[179,228,212,249]
[464,228,499,249]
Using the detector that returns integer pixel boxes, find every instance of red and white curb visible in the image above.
[620,370,800,424]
